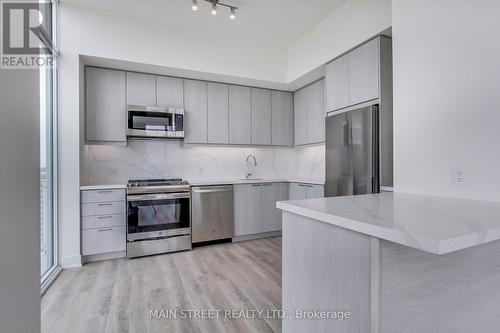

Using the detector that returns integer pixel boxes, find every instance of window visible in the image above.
[40,0,58,290]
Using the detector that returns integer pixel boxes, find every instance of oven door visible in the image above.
[127,192,190,241]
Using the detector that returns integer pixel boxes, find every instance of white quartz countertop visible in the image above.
[80,184,126,190]
[277,192,500,255]
[80,179,324,190]
[187,178,325,186]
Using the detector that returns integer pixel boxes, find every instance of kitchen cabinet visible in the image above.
[251,88,272,145]
[289,183,324,200]
[307,79,325,144]
[229,85,251,144]
[184,79,208,143]
[234,182,289,236]
[325,54,350,111]
[349,38,379,105]
[294,87,308,145]
[234,184,262,236]
[294,79,325,145]
[126,72,156,106]
[157,76,184,108]
[85,67,127,143]
[271,91,294,146]
[81,189,126,259]
[326,37,383,112]
[207,82,229,144]
[262,183,288,232]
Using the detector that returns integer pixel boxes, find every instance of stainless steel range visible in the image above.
[126,179,191,258]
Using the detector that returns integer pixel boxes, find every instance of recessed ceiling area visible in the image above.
[63,0,348,49]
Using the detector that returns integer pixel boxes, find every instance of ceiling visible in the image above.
[64,0,348,49]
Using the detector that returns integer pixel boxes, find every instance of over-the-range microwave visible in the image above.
[127,105,184,139]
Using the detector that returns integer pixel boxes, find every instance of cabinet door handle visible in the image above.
[97,228,113,232]
[97,203,113,207]
[252,184,262,187]
[97,215,113,220]
[97,190,113,194]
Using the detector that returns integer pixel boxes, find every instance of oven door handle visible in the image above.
[127,193,190,202]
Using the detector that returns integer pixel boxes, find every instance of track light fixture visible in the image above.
[190,0,238,20]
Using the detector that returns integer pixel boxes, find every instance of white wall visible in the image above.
[81,142,325,185]
[0,67,40,331]
[393,0,500,200]
[286,0,392,82]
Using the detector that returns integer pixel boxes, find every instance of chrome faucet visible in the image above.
[245,154,257,179]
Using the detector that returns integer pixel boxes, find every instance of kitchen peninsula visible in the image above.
[277,192,500,333]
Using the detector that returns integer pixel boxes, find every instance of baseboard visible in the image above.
[232,231,282,242]
[61,255,82,268]
[82,251,126,264]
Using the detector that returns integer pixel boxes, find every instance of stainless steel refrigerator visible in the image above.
[325,105,379,197]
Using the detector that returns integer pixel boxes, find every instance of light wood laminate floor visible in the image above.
[42,237,282,333]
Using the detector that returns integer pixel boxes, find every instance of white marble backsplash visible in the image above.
[80,140,325,185]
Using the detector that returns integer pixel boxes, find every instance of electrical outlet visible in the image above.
[108,168,118,177]
[453,168,465,186]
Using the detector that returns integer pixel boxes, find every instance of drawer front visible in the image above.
[81,189,125,203]
[82,226,126,255]
[82,201,126,217]
[82,214,126,230]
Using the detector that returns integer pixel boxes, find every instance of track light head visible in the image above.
[191,0,199,11]
[229,7,236,20]
[211,3,217,15]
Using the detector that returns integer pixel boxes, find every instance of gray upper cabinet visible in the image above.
[326,37,382,112]
[85,67,126,143]
[229,85,251,145]
[349,38,380,105]
[294,79,325,145]
[234,184,262,236]
[294,88,308,145]
[261,183,288,233]
[184,79,207,143]
[126,72,156,106]
[271,91,293,146]
[307,79,325,144]
[251,88,272,145]
[326,54,350,111]
[207,82,229,144]
[156,76,184,108]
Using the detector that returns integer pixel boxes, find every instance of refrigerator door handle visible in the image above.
[342,122,349,146]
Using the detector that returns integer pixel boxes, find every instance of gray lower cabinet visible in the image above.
[157,76,184,108]
[126,72,156,106]
[262,183,289,232]
[85,67,127,143]
[294,79,325,145]
[229,85,251,144]
[207,82,229,144]
[234,184,262,236]
[289,183,324,200]
[234,182,289,236]
[184,79,208,143]
[251,88,272,145]
[81,189,126,259]
[271,91,294,146]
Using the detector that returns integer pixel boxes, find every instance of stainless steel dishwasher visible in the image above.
[191,185,234,243]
